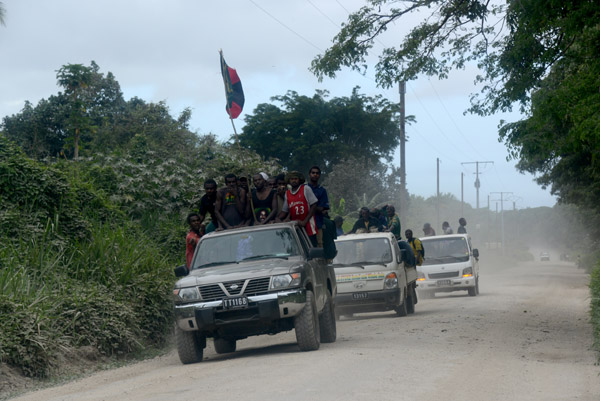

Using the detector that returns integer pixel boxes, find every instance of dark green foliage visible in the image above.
[239,88,400,173]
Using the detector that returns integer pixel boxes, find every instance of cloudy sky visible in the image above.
[0,0,557,209]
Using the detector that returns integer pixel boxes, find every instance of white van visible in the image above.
[333,232,418,317]
[417,234,480,298]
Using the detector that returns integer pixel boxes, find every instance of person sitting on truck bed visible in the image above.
[349,207,382,234]
[278,171,319,246]
[215,173,249,230]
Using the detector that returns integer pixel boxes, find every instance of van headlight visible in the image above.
[462,267,473,278]
[270,273,301,289]
[417,271,426,281]
[384,272,398,289]
[174,287,201,301]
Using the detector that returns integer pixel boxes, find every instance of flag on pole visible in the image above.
[220,51,245,119]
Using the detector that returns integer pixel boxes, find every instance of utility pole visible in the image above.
[461,161,494,208]
[490,191,512,255]
[461,172,464,217]
[398,81,406,227]
[437,157,440,231]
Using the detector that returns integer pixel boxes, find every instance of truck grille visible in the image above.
[198,277,271,301]
[428,271,459,279]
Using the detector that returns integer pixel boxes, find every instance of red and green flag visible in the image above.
[220,51,245,119]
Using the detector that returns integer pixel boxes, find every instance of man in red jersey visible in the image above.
[278,171,318,246]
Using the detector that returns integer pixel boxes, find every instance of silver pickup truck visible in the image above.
[172,222,337,364]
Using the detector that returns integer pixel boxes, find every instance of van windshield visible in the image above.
[333,238,392,266]
[192,228,300,270]
[420,237,470,265]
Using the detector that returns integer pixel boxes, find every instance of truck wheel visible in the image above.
[319,290,337,343]
[214,338,236,354]
[294,290,321,351]
[468,285,477,296]
[406,288,415,315]
[176,326,205,364]
[395,288,408,317]
[475,277,480,295]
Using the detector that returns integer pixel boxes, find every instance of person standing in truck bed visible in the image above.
[215,173,249,230]
[278,171,318,246]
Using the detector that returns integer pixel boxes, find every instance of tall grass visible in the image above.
[0,218,175,377]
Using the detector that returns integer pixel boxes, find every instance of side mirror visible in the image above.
[308,247,325,260]
[174,265,189,277]
[473,249,479,259]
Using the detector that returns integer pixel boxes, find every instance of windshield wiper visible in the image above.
[352,261,387,267]
[197,260,238,268]
[241,254,289,262]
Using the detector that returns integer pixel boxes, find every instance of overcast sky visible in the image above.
[0,0,557,210]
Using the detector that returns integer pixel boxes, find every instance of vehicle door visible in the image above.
[296,226,326,310]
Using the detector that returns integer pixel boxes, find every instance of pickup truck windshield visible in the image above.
[333,238,393,266]
[420,237,469,265]
[192,228,300,270]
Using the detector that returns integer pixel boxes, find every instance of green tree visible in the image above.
[57,64,95,159]
[311,0,600,213]
[239,87,401,173]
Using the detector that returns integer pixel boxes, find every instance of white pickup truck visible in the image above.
[332,232,418,318]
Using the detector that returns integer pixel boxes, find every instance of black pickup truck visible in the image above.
[172,221,337,363]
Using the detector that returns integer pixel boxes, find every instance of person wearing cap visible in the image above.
[423,222,436,236]
[249,172,277,225]
[334,215,345,236]
[278,171,319,246]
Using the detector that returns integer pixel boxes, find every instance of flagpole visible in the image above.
[219,49,242,151]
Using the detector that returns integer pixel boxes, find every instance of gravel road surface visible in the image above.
[9,259,600,401]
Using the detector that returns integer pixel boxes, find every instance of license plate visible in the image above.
[352,292,368,300]
[223,296,248,309]
[436,280,452,286]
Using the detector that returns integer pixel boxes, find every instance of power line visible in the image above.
[249,0,324,52]
[306,0,339,28]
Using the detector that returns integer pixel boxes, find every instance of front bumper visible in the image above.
[174,288,306,332]
[335,288,401,314]
[418,276,475,293]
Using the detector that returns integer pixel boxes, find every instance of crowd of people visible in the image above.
[184,167,468,271]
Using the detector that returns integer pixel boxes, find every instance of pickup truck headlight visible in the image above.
[417,271,426,281]
[384,272,398,289]
[174,287,201,301]
[462,267,473,278]
[270,273,301,290]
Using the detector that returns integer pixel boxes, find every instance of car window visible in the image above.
[333,238,393,265]
[192,228,300,269]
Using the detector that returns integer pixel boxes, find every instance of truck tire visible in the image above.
[468,279,478,297]
[214,338,236,354]
[319,290,337,343]
[295,290,320,351]
[176,326,205,364]
[395,288,408,317]
[406,287,415,315]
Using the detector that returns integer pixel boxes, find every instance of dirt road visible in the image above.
[9,259,600,401]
